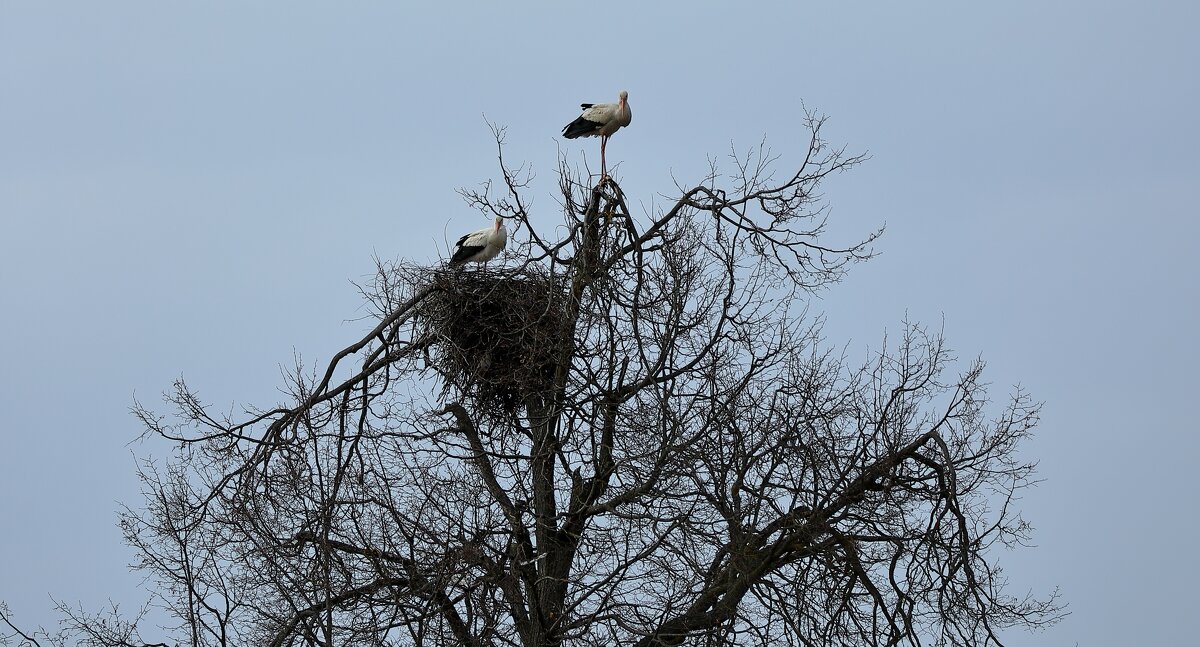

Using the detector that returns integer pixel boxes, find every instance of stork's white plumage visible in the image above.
[562,90,631,179]
[449,216,507,266]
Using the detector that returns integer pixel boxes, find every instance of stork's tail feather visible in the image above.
[449,245,483,265]
[562,116,600,139]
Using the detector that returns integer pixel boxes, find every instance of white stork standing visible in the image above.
[562,90,631,179]
[449,216,507,266]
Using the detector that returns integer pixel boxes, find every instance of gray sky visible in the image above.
[1,2,1196,644]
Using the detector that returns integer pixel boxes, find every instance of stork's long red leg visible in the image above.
[600,135,608,180]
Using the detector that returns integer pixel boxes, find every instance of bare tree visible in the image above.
[3,114,1062,647]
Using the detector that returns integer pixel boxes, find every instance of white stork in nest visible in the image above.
[449,216,507,266]
[562,90,631,179]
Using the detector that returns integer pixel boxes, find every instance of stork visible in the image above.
[562,90,631,180]
[449,216,507,266]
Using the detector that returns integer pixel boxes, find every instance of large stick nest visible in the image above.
[420,266,571,413]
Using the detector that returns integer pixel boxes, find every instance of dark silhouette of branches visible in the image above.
[3,111,1062,647]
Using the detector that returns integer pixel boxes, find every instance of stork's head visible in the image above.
[494,215,503,230]
[618,90,628,106]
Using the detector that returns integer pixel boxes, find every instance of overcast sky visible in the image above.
[1,2,1197,645]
